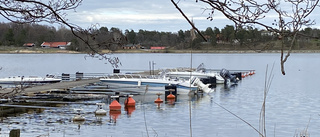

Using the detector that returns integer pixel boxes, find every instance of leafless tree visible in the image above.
[171,0,319,75]
[0,0,125,68]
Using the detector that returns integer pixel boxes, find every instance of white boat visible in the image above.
[99,73,213,95]
[163,63,239,85]
[165,71,225,84]
[0,75,61,85]
[163,63,224,84]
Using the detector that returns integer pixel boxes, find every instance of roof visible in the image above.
[41,42,71,48]
[23,43,35,47]
[150,47,166,50]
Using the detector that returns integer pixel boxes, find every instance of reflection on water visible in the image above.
[0,84,232,137]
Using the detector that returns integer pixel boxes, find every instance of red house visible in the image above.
[23,43,35,47]
[150,47,166,50]
[41,42,71,49]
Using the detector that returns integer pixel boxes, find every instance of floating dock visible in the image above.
[0,78,100,96]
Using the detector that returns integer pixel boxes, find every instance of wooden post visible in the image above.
[9,129,20,137]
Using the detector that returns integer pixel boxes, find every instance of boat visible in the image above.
[163,63,225,84]
[165,70,225,84]
[0,75,61,85]
[164,63,240,85]
[99,73,213,95]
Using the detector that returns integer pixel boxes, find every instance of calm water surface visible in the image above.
[0,53,320,137]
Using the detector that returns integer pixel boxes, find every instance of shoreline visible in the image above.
[1,49,320,54]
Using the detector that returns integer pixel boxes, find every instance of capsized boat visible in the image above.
[99,73,214,95]
[165,70,225,84]
[163,63,225,84]
[164,63,240,85]
[0,75,61,85]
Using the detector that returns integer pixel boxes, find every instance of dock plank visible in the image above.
[0,78,100,95]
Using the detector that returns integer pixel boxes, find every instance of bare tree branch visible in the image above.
[0,0,124,68]
[171,0,207,42]
[174,0,319,75]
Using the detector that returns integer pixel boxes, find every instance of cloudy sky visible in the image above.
[1,0,320,32]
[65,0,320,32]
[65,0,234,32]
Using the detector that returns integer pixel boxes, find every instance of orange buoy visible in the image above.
[241,73,245,78]
[124,95,136,107]
[249,71,254,75]
[154,97,163,103]
[109,100,121,111]
[167,93,175,99]
[154,93,163,103]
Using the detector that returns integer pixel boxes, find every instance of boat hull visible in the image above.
[165,71,225,84]
[0,76,61,85]
[99,78,197,95]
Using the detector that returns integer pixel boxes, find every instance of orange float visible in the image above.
[124,95,136,107]
[241,73,245,78]
[154,97,163,103]
[167,93,175,100]
[154,93,163,103]
[109,99,121,111]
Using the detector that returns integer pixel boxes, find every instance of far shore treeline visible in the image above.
[1,22,320,52]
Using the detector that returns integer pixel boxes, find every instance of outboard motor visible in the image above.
[220,68,238,84]
[200,76,217,88]
[190,76,214,94]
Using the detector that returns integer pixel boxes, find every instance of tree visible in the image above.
[171,0,319,75]
[4,28,14,46]
[204,27,215,42]
[234,26,247,46]
[0,0,125,68]
[16,28,27,46]
[178,30,185,41]
[221,25,235,43]
[125,29,136,44]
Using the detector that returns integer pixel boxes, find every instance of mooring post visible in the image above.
[61,73,70,81]
[9,129,20,137]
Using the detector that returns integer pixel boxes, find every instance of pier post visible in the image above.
[61,73,70,81]
[113,69,120,73]
[76,72,83,80]
[165,85,177,101]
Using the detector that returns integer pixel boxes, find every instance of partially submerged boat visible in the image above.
[99,72,213,95]
[164,63,240,85]
[165,70,225,84]
[0,75,61,86]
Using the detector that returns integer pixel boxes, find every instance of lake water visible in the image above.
[0,53,320,137]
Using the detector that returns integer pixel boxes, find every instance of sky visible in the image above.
[65,0,235,32]
[1,0,320,33]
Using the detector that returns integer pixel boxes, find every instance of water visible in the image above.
[0,53,320,137]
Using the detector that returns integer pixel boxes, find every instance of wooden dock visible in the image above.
[0,78,100,96]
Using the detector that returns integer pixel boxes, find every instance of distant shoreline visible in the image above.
[1,49,320,54]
